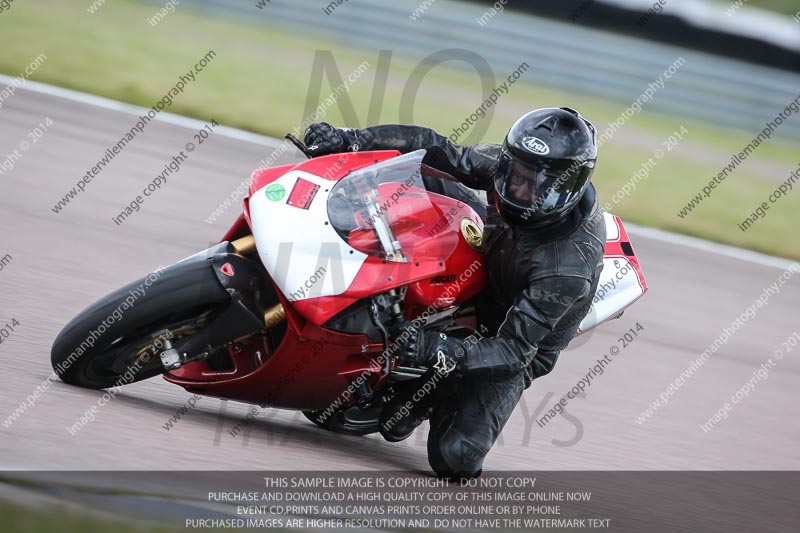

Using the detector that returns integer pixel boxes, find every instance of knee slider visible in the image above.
[428,429,487,480]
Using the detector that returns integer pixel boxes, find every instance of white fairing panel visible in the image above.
[249,170,366,302]
[577,213,646,333]
[604,211,620,241]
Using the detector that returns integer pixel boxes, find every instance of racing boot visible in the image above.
[379,368,455,442]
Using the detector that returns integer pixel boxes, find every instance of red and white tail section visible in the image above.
[578,213,648,334]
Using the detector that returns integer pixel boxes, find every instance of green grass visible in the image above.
[0,501,182,533]
[0,499,292,533]
[713,0,800,16]
[1,0,798,259]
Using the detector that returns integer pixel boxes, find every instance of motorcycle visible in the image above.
[51,137,647,435]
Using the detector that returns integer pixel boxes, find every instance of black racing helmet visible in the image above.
[493,107,597,229]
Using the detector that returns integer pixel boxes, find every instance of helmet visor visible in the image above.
[494,150,593,214]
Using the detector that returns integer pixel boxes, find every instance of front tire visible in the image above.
[51,258,230,389]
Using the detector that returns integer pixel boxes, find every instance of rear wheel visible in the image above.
[303,406,382,436]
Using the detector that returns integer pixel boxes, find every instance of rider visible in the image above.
[304,107,606,480]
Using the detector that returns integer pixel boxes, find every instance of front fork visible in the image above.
[158,236,274,370]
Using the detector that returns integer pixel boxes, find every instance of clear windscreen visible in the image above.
[326,150,462,263]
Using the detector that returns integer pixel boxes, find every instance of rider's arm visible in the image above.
[445,272,591,380]
[351,125,499,191]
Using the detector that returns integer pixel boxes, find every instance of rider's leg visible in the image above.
[426,371,526,480]
[379,366,459,442]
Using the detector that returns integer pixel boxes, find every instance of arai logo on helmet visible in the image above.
[521,136,550,155]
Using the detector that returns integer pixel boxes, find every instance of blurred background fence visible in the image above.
[186,0,800,138]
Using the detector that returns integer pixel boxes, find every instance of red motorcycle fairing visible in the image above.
[293,180,486,324]
[246,151,400,214]
[166,321,388,411]
[164,261,390,410]
[246,150,486,326]
[401,189,486,317]
[164,150,485,410]
[576,212,647,333]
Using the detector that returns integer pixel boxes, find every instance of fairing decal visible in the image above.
[250,170,368,304]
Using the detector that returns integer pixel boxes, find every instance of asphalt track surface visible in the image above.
[0,82,799,529]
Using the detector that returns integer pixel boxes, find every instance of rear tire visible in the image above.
[303,406,382,436]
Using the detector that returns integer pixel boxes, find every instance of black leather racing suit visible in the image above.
[348,125,606,477]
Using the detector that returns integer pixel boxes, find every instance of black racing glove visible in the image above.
[390,319,458,375]
[303,122,357,157]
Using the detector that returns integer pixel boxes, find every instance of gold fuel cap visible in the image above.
[460,218,483,251]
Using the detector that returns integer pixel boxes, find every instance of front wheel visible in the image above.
[51,257,231,389]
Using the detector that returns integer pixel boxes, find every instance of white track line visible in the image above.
[2,75,796,271]
[0,74,284,149]
[625,223,796,271]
